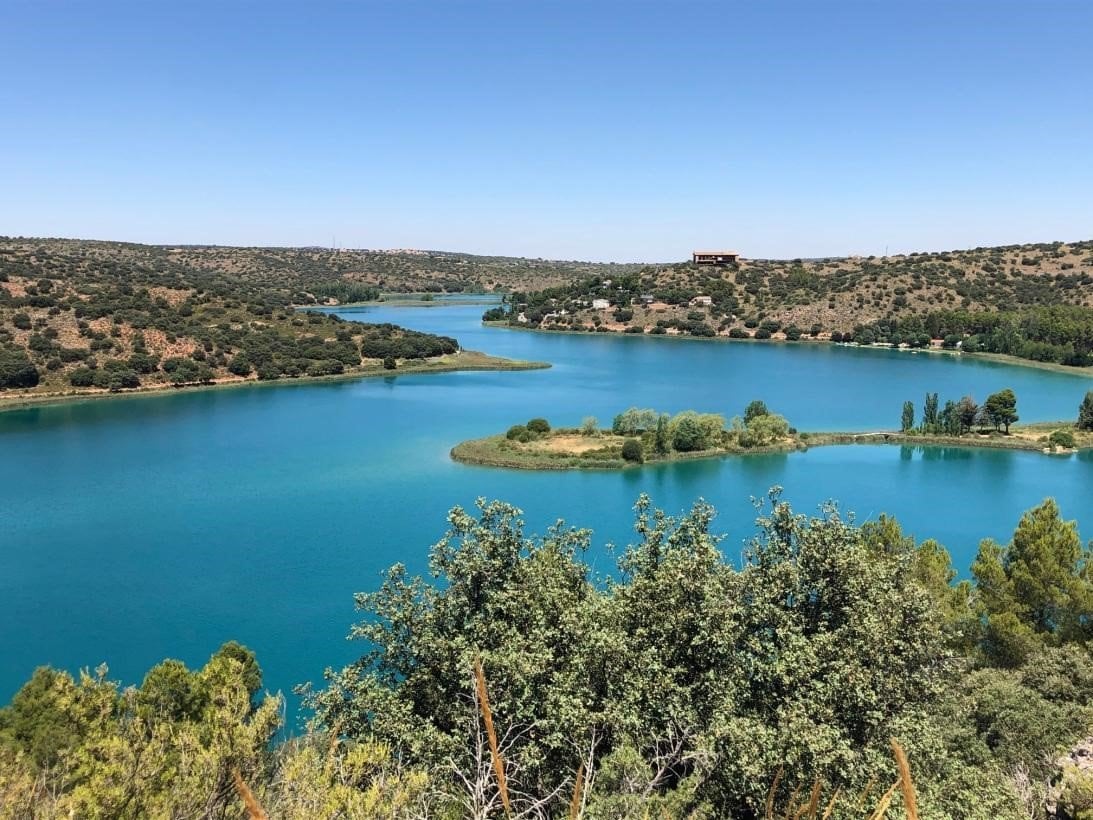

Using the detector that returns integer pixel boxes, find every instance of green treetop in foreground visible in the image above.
[4,495,1093,818]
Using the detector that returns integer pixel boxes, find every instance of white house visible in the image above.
[592,298,611,310]
[690,295,713,307]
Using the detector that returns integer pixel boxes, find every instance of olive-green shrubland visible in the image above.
[4,493,1093,818]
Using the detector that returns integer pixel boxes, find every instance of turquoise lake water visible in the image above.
[2,298,1091,724]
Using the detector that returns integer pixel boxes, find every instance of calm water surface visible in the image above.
[2,299,1091,721]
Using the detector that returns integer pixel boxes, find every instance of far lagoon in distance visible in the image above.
[1,297,1091,718]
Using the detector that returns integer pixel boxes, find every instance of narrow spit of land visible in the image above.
[0,350,549,412]
[452,420,1093,471]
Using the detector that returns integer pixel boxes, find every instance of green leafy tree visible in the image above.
[306,494,958,817]
[306,499,603,802]
[669,411,723,452]
[612,407,658,435]
[983,388,1019,433]
[620,438,643,462]
[956,395,979,433]
[738,413,790,447]
[743,400,769,424]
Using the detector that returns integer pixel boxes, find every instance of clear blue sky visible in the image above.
[2,1,1091,261]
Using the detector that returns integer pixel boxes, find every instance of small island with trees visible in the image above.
[452,390,1093,470]
[452,402,810,470]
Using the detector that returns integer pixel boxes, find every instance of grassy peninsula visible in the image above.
[454,404,806,470]
[453,395,1093,471]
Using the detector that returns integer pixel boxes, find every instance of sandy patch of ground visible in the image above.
[147,286,193,306]
[526,434,612,455]
[1,278,28,297]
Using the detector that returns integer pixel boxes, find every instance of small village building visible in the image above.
[693,250,740,265]
[592,298,611,310]
[517,312,529,324]
[690,295,713,307]
[639,294,655,305]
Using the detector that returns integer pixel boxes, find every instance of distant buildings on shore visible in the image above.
[692,250,740,265]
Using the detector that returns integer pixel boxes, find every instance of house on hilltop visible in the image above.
[592,298,611,310]
[693,250,740,265]
[690,295,713,307]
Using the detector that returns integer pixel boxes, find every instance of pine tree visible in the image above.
[1078,391,1093,431]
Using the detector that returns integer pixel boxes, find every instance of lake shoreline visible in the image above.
[451,425,1089,472]
[0,350,549,413]
[484,322,1093,378]
[304,293,501,310]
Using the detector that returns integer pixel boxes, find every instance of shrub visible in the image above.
[228,355,253,377]
[506,424,528,440]
[59,347,89,362]
[526,418,550,434]
[621,438,643,462]
[307,360,345,377]
[1049,430,1076,449]
[739,413,791,448]
[0,348,40,389]
[383,355,396,370]
[754,328,772,340]
[68,367,96,387]
[128,352,160,374]
[11,312,31,330]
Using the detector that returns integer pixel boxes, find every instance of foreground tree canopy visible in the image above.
[3,494,1093,818]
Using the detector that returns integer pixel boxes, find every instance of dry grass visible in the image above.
[231,767,269,820]
[765,739,917,820]
[474,658,513,818]
[569,761,586,820]
[526,434,609,455]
